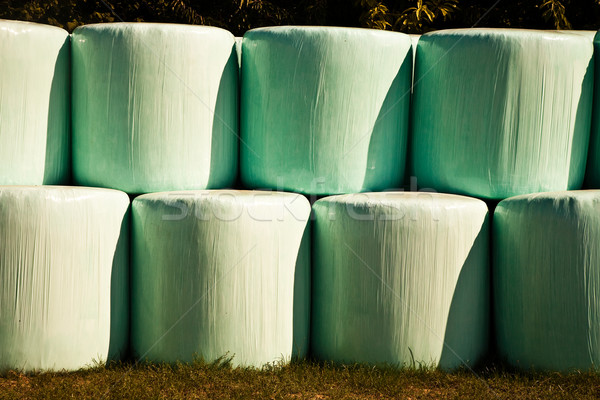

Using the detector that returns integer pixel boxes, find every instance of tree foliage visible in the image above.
[540,0,571,29]
[2,0,600,34]
[357,0,600,33]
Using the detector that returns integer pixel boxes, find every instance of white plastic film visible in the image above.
[565,30,597,40]
[132,190,310,367]
[0,186,129,372]
[412,29,594,199]
[409,34,420,91]
[235,36,242,74]
[312,192,489,369]
[0,20,69,185]
[409,34,420,49]
[241,26,412,195]
[72,23,239,194]
[495,190,600,371]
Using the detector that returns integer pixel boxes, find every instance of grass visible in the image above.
[2,358,600,399]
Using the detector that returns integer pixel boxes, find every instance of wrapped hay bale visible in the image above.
[412,29,594,199]
[312,192,489,369]
[495,190,600,371]
[241,26,412,195]
[131,190,310,366]
[72,23,238,193]
[0,186,129,372]
[0,20,69,185]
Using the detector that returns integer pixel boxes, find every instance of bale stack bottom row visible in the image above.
[2,187,600,373]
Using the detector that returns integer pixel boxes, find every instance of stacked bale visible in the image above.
[495,190,600,371]
[311,192,489,369]
[72,23,238,193]
[0,20,70,185]
[131,190,310,366]
[0,186,129,372]
[412,29,594,199]
[241,27,412,195]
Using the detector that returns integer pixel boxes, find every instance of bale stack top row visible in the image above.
[2,20,599,199]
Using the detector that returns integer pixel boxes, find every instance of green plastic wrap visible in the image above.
[0,186,129,372]
[0,20,69,185]
[494,190,600,371]
[412,29,594,199]
[72,23,238,194]
[241,27,412,195]
[132,190,310,366]
[312,192,489,369]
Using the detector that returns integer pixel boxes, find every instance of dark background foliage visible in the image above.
[2,0,600,35]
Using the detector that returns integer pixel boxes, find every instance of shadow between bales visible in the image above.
[363,44,413,192]
[581,34,599,189]
[484,198,500,368]
[292,220,311,360]
[567,47,600,190]
[439,213,490,370]
[207,43,239,189]
[403,40,417,191]
[107,208,131,363]
[43,37,71,185]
